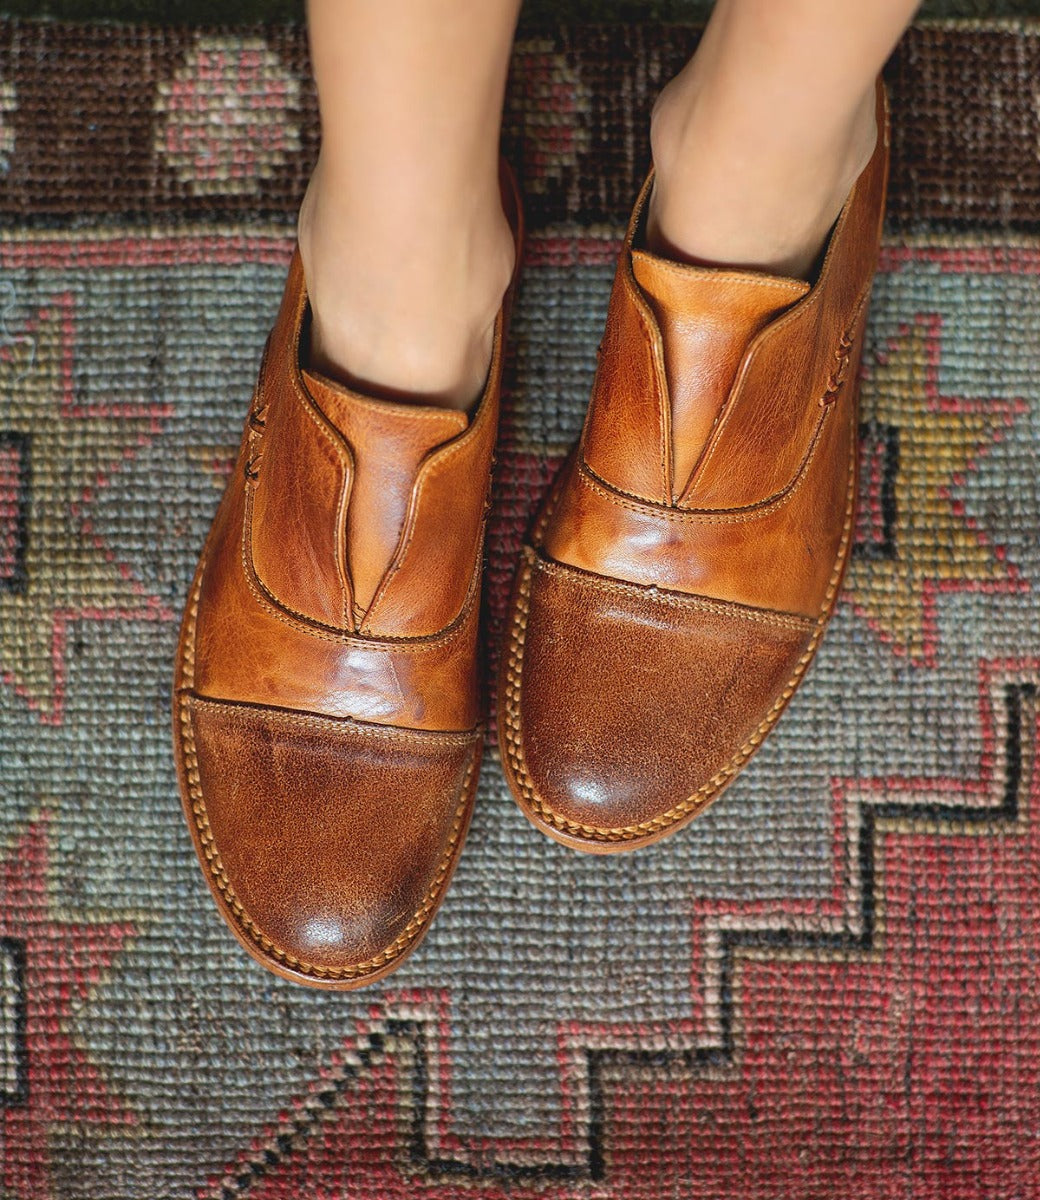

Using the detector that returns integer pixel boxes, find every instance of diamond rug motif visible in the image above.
[0,19,1039,1200]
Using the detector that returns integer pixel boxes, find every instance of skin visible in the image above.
[298,0,521,410]
[645,0,921,278]
[299,0,919,411]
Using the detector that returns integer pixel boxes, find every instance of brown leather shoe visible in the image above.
[498,84,890,853]
[172,164,523,987]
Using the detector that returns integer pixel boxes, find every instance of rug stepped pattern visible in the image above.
[0,18,1038,1200]
[0,813,139,1200]
[196,662,1040,1197]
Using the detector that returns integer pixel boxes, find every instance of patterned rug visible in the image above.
[6,3,1040,29]
[1,17,1039,1200]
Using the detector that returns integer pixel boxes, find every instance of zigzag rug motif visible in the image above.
[0,19,1038,1200]
[197,659,1038,1197]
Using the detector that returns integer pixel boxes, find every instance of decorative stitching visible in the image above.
[171,238,502,978]
[529,554,816,632]
[365,518,488,636]
[303,365,473,426]
[177,556,206,691]
[575,274,872,520]
[250,332,354,620]
[239,486,481,654]
[631,251,810,296]
[576,406,827,525]
[175,573,478,981]
[690,283,871,495]
[593,256,670,502]
[502,423,858,844]
[821,330,855,407]
[190,694,478,749]
[363,415,496,629]
[289,283,357,616]
[254,256,499,641]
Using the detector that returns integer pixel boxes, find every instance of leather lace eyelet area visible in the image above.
[244,403,269,481]
[820,330,855,407]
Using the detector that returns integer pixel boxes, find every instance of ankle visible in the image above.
[646,70,877,279]
[296,154,515,410]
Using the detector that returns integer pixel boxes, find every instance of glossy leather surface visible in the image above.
[499,84,890,853]
[173,162,523,986]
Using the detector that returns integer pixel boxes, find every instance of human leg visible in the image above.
[647,0,919,278]
[298,0,522,408]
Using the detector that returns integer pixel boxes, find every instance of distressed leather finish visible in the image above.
[173,162,523,986]
[499,83,890,853]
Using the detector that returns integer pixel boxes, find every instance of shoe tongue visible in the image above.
[302,367,467,625]
[630,249,809,501]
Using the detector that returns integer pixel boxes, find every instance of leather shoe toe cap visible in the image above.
[177,694,479,985]
[500,551,816,850]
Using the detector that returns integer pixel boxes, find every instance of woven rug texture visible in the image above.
[6,3,1040,27]
[0,16,1039,1200]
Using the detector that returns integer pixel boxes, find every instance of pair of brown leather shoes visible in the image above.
[173,87,889,987]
